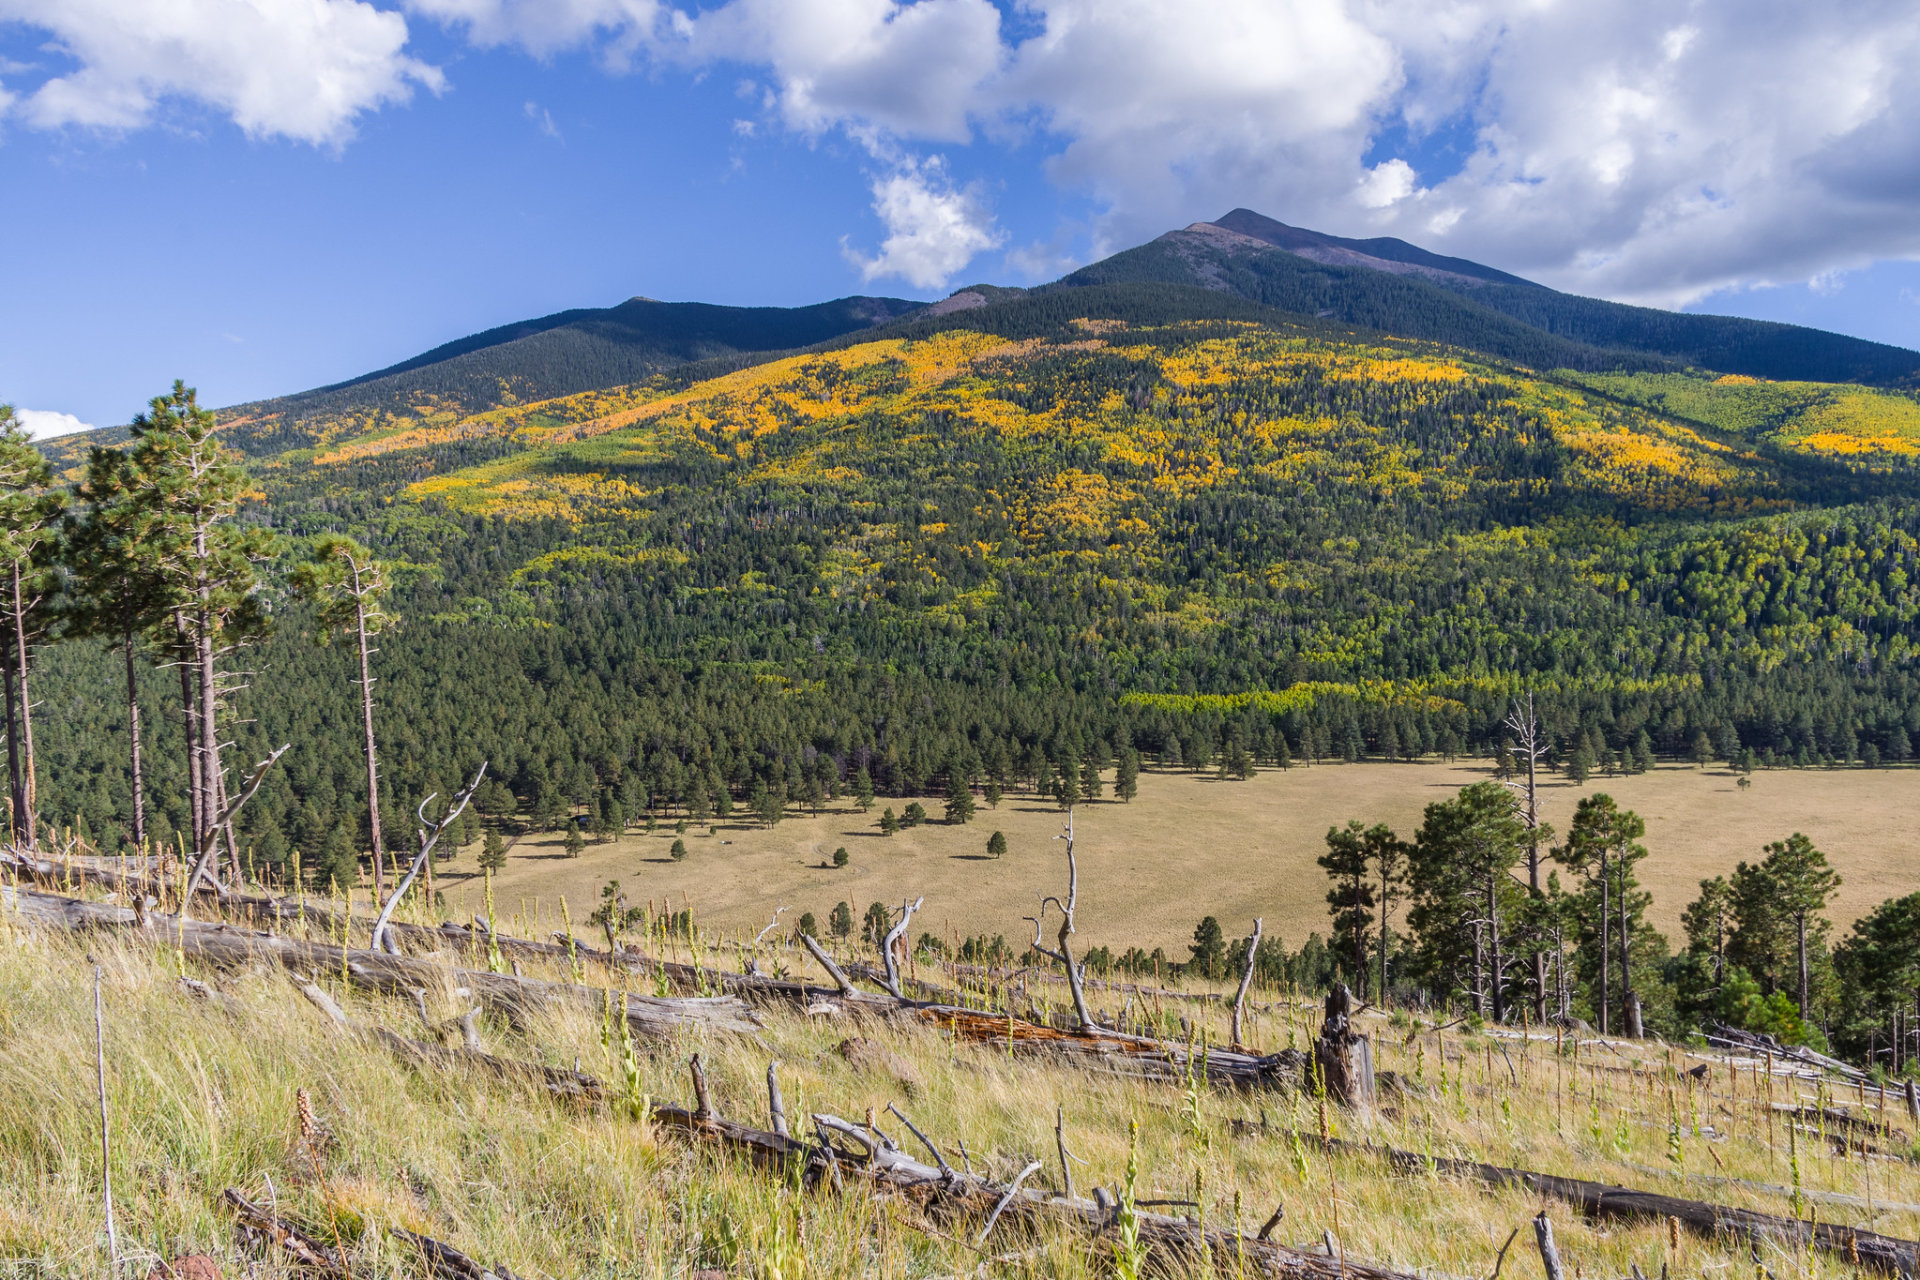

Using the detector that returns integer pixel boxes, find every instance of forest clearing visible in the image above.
[456,761,1920,958]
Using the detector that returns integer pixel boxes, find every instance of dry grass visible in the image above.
[0,891,1915,1279]
[454,761,1920,956]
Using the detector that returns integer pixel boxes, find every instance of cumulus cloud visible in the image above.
[0,0,440,144]
[439,0,1918,305]
[1356,158,1418,210]
[843,160,1003,289]
[15,409,94,439]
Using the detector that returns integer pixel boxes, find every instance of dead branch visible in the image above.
[180,744,289,917]
[372,762,487,954]
[224,1188,347,1276]
[1231,917,1263,1050]
[878,895,923,999]
[801,932,860,999]
[1024,807,1096,1031]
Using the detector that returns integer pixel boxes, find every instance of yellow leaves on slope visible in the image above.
[1782,389,1920,458]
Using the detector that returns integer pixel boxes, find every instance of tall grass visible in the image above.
[0,893,1913,1278]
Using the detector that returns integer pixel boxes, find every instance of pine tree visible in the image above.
[129,382,276,873]
[1555,793,1650,1034]
[944,773,975,824]
[65,444,168,850]
[565,824,586,858]
[830,901,854,938]
[670,837,688,860]
[879,807,898,837]
[1189,916,1227,979]
[479,828,508,873]
[986,830,1007,859]
[1115,748,1139,800]
[1751,833,1841,1019]
[0,406,63,847]
[853,767,875,812]
[832,846,849,868]
[863,901,891,950]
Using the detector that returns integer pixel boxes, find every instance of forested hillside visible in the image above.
[32,289,1920,891]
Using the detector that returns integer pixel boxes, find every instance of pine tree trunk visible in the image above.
[355,588,384,901]
[10,558,36,847]
[1619,869,1634,1035]
[178,646,203,855]
[1488,873,1505,1023]
[1,660,20,844]
[1599,852,1611,1036]
[123,627,146,848]
[195,607,220,858]
[1796,913,1810,1019]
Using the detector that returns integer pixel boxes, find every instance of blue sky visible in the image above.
[3,0,1918,433]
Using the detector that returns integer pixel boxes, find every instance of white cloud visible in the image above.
[405,0,664,63]
[1356,158,1418,209]
[15,408,94,439]
[0,0,441,144]
[524,99,561,139]
[843,161,1003,289]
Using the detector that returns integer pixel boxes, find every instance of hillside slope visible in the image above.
[1051,210,1920,387]
[212,293,924,456]
[37,287,1920,891]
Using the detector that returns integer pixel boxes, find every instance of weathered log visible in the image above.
[1313,982,1374,1108]
[390,1226,529,1280]
[915,1005,1306,1090]
[1707,1024,1866,1081]
[1250,1124,1918,1277]
[648,1095,1420,1279]
[223,1189,347,1276]
[6,885,763,1041]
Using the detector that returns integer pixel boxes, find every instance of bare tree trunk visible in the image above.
[1,660,20,843]
[123,628,146,848]
[178,646,203,856]
[1506,694,1547,1023]
[355,588,384,901]
[10,559,36,846]
[1314,982,1375,1109]
[1796,913,1810,1020]
[1470,922,1486,1017]
[1488,874,1505,1023]
[1619,866,1634,1036]
[1599,851,1611,1036]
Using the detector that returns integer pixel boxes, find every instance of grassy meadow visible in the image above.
[449,761,1920,960]
[1,892,1917,1279]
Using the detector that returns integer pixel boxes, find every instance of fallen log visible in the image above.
[1233,1121,1918,1277]
[647,1095,1418,1279]
[915,1005,1306,1090]
[1707,1024,1867,1082]
[224,1188,348,1276]
[390,1226,529,1280]
[6,885,764,1042]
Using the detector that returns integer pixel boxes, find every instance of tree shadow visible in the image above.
[950,854,996,862]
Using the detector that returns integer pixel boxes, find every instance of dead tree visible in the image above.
[1504,693,1549,1022]
[877,896,923,1000]
[371,762,487,953]
[1230,917,1262,1050]
[179,744,289,915]
[1314,981,1374,1109]
[1025,807,1096,1031]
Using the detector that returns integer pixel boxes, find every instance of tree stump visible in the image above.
[1314,982,1375,1109]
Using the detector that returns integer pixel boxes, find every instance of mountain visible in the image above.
[1049,209,1920,387]
[212,293,924,456]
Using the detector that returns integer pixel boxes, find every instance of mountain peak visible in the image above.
[1199,208,1540,288]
